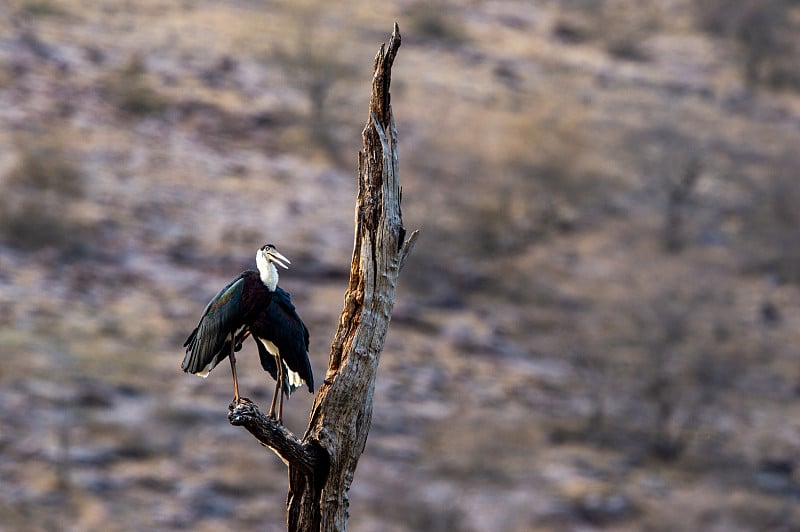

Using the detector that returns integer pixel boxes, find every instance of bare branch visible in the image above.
[400,229,419,271]
[227,400,321,476]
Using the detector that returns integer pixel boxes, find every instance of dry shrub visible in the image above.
[7,138,84,198]
[453,89,595,252]
[10,0,67,17]
[739,152,800,284]
[405,0,467,45]
[630,125,704,253]
[0,135,90,255]
[103,56,168,115]
[554,0,661,61]
[694,0,800,90]
[467,103,591,254]
[267,1,359,162]
[590,278,749,461]
[402,86,605,303]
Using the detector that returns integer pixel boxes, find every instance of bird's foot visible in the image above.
[266,408,283,424]
[229,396,253,410]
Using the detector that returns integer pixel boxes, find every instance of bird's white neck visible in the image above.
[256,252,279,291]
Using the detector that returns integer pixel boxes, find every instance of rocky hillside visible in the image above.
[2,0,800,530]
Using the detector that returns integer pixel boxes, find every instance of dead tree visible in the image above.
[227,24,417,531]
[662,157,701,254]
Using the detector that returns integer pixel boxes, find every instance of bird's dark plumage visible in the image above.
[251,286,313,394]
[182,270,271,376]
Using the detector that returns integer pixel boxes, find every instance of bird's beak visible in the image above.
[268,249,291,269]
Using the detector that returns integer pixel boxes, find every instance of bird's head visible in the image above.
[259,244,290,270]
[256,244,290,290]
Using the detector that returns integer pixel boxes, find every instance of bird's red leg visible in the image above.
[268,367,280,420]
[229,341,241,404]
[277,357,285,424]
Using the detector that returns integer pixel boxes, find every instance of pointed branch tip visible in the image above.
[399,230,419,272]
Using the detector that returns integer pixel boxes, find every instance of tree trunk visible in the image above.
[227,23,417,531]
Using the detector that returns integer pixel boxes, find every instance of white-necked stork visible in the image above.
[182,244,314,422]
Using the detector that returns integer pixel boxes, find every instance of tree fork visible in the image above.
[227,23,417,531]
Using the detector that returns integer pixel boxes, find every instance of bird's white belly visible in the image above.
[259,338,306,388]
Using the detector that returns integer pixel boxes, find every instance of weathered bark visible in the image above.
[228,23,416,531]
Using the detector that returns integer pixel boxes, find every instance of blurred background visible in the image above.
[1,0,800,530]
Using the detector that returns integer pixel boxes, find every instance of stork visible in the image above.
[182,244,313,422]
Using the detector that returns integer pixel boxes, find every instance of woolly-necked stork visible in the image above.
[182,244,314,422]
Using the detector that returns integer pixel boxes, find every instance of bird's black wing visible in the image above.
[182,273,247,376]
[257,286,313,394]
